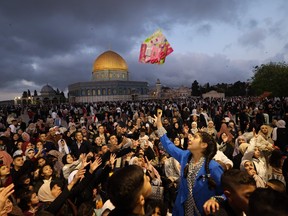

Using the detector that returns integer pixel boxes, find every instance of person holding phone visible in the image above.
[153,109,224,216]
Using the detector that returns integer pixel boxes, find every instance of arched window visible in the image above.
[102,88,106,95]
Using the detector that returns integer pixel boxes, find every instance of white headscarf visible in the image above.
[276,120,286,128]
[58,139,70,155]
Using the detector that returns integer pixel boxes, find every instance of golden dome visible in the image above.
[93,50,128,72]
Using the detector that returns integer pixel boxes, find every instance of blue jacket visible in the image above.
[160,134,223,216]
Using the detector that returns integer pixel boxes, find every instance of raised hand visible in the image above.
[79,153,86,161]
[81,154,90,168]
[222,135,228,143]
[67,167,86,190]
[145,156,155,179]
[89,157,102,173]
[87,152,94,158]
[153,109,163,129]
[132,139,139,149]
[145,156,152,170]
[252,128,258,138]
[109,153,116,166]
[0,184,14,213]
[74,167,86,182]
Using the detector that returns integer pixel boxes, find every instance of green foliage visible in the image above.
[251,62,288,97]
[193,81,250,96]
[201,82,211,93]
[225,81,248,96]
[214,83,227,93]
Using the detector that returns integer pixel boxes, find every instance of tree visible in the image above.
[27,89,31,97]
[191,80,201,96]
[214,83,227,93]
[227,81,247,96]
[34,90,38,96]
[202,82,210,93]
[251,62,288,97]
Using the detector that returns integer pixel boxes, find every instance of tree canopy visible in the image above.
[190,61,287,97]
[191,80,201,96]
[251,62,288,97]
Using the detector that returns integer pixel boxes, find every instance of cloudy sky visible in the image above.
[0,0,287,101]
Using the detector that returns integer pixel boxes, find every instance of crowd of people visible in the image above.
[0,96,288,215]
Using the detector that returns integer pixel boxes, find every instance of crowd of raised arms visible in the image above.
[0,97,288,216]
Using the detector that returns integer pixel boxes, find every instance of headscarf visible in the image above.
[217,123,234,142]
[58,139,70,155]
[25,148,35,157]
[190,122,198,135]
[21,141,32,154]
[37,178,55,202]
[276,120,286,128]
[21,132,30,142]
[12,150,23,158]
[47,150,64,177]
[233,135,248,156]
[240,160,251,171]
[0,151,13,167]
[239,143,250,155]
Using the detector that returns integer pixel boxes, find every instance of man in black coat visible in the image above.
[70,131,93,159]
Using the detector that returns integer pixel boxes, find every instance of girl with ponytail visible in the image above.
[154,110,223,216]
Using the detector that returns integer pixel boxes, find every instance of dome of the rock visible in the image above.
[92,50,128,72]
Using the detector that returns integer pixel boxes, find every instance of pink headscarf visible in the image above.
[217,123,234,142]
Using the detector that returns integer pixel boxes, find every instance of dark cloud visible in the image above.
[0,0,284,101]
[130,52,255,87]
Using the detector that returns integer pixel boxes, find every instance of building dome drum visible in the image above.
[92,50,129,81]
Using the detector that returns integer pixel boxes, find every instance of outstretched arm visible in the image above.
[47,168,86,214]
[153,109,185,162]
